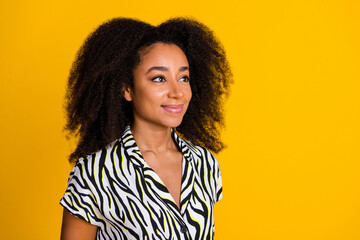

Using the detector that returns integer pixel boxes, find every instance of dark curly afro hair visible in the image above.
[65,17,233,163]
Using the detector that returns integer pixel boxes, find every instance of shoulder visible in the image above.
[173,129,218,164]
[179,137,220,171]
[70,138,123,180]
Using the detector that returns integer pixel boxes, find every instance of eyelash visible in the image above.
[151,76,166,82]
[179,76,190,82]
[151,76,190,82]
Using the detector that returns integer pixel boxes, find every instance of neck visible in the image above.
[130,121,177,154]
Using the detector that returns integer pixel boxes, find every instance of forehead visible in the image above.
[137,43,189,67]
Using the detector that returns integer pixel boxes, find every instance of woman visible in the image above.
[60,17,232,240]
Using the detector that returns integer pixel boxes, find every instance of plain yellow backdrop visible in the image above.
[0,0,359,239]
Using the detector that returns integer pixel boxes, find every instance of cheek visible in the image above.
[186,85,192,101]
[144,88,167,103]
[183,87,192,111]
[133,87,165,107]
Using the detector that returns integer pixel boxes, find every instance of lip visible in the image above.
[161,104,184,114]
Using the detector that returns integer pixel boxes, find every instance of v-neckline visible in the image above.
[142,155,184,211]
[121,126,196,214]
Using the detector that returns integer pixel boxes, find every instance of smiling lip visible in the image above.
[161,104,184,114]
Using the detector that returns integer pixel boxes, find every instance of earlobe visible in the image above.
[123,86,132,102]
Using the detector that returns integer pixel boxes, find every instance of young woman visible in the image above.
[60,17,232,240]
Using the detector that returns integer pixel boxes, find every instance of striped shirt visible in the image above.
[60,126,223,239]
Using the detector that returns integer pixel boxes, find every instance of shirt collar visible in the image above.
[120,126,197,167]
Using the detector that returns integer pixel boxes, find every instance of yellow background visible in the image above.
[0,0,359,239]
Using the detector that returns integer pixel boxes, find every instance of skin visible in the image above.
[61,209,97,240]
[61,42,191,239]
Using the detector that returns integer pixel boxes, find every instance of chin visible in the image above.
[161,118,184,128]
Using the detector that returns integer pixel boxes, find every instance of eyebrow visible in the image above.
[146,66,189,74]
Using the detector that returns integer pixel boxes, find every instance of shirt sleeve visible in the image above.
[206,150,223,203]
[60,157,103,227]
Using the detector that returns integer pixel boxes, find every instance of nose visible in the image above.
[168,78,183,98]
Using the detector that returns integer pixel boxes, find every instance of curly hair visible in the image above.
[65,17,232,163]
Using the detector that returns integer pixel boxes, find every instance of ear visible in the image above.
[122,85,132,102]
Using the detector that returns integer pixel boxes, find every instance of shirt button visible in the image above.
[180,226,187,233]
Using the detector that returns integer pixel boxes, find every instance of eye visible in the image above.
[151,76,166,82]
[179,76,190,82]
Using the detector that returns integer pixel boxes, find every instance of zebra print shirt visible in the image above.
[60,126,223,239]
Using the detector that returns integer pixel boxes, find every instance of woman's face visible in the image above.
[124,43,192,130]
